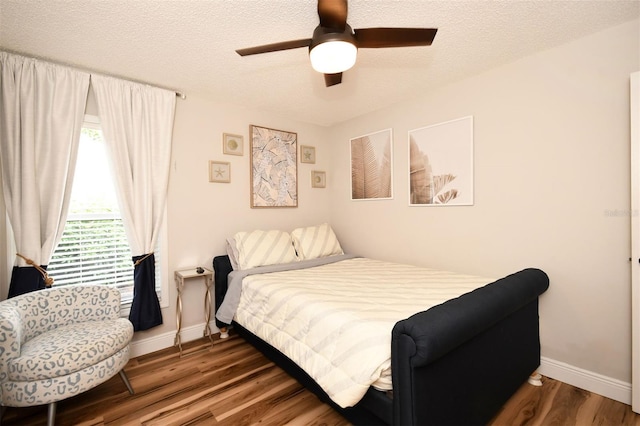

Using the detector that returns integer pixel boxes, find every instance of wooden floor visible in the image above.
[3,333,640,425]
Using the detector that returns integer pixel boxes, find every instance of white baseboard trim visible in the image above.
[130,330,633,406]
[130,322,220,358]
[539,356,631,405]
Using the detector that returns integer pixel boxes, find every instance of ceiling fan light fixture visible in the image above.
[309,24,357,74]
[235,2,438,88]
[310,40,357,74]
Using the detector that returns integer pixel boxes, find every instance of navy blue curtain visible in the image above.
[8,266,48,298]
[129,253,163,331]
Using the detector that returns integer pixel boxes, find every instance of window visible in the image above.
[47,116,168,309]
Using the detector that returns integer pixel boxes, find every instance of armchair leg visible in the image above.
[119,369,135,395]
[47,402,56,426]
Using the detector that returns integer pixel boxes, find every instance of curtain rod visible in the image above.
[2,49,186,100]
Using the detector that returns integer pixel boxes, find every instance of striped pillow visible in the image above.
[291,223,343,260]
[234,230,298,270]
[226,237,240,270]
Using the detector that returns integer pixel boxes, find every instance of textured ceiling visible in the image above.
[1,0,638,126]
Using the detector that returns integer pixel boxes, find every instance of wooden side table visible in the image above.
[174,267,214,357]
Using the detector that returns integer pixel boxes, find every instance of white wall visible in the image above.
[328,19,639,386]
[130,95,333,343]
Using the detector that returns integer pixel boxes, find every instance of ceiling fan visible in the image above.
[235,0,438,87]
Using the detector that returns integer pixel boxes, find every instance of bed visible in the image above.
[213,225,549,425]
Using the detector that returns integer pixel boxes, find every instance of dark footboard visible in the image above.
[392,268,549,426]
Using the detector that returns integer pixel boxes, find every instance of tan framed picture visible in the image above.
[223,133,243,156]
[350,128,393,200]
[209,161,230,183]
[250,125,297,207]
[300,145,316,164]
[409,116,473,206]
[311,170,326,188]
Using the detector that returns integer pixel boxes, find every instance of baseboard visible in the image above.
[130,321,221,358]
[130,329,633,406]
[539,356,631,405]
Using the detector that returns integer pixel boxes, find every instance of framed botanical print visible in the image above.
[250,125,298,207]
[409,116,473,206]
[350,128,393,200]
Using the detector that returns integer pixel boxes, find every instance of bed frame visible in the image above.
[213,255,549,425]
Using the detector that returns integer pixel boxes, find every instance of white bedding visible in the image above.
[234,257,492,408]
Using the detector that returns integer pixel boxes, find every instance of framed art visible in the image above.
[209,161,230,183]
[223,133,243,156]
[408,116,473,206]
[250,125,298,208]
[311,170,326,188]
[350,128,393,200]
[300,145,316,163]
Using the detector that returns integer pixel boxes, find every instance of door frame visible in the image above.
[631,71,639,412]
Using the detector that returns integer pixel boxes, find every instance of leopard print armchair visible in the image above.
[0,285,135,426]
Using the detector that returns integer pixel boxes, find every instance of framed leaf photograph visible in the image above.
[350,128,393,200]
[250,125,298,208]
[408,116,473,206]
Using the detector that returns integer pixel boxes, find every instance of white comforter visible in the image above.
[234,257,491,408]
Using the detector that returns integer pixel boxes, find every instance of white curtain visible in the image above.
[91,75,175,331]
[0,51,90,297]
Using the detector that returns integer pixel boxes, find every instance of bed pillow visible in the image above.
[291,223,344,260]
[226,237,240,270]
[233,229,298,270]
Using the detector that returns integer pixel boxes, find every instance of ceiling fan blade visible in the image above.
[317,0,348,31]
[324,73,342,87]
[354,28,437,48]
[236,38,312,56]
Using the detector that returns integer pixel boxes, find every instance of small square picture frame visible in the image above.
[209,161,231,183]
[311,170,326,188]
[300,145,316,164]
[223,133,243,156]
